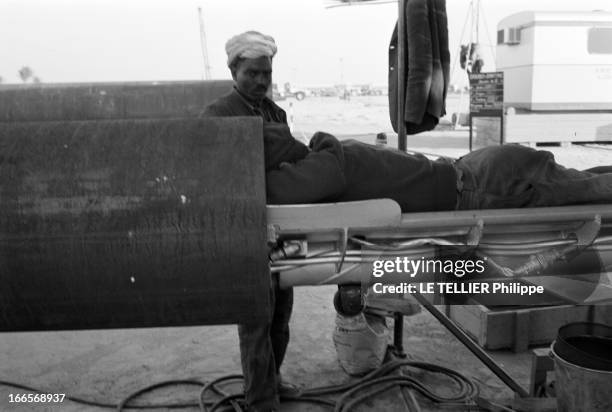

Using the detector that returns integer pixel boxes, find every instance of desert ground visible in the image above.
[278,94,612,169]
[0,95,610,411]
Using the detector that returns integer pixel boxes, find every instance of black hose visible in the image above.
[199,375,244,412]
[116,379,205,411]
[0,358,480,411]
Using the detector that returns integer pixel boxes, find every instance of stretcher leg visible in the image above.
[413,292,530,398]
[391,313,406,358]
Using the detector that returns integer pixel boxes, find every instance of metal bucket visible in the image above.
[552,341,612,412]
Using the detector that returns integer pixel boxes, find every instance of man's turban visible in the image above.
[225,31,277,67]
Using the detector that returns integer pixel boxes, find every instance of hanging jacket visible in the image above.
[389,0,450,134]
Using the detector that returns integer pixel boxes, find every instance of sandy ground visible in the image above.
[0,287,535,412]
[278,95,612,169]
[0,96,610,411]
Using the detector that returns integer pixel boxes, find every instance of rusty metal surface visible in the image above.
[0,80,233,121]
[0,117,269,331]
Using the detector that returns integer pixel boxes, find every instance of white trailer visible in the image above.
[485,10,612,145]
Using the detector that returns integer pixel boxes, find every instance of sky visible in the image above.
[0,0,610,87]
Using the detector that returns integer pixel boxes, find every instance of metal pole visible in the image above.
[397,0,407,151]
[500,112,504,145]
[469,113,473,151]
[412,292,530,398]
[393,313,406,358]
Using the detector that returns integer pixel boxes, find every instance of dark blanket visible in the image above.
[201,88,458,212]
[266,128,457,213]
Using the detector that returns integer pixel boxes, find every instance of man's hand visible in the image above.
[309,131,340,150]
[263,121,309,171]
[308,131,345,169]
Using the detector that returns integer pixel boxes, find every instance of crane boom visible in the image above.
[198,7,212,80]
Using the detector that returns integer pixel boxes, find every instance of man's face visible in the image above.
[231,56,272,102]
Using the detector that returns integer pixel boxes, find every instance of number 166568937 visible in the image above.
[9,393,66,403]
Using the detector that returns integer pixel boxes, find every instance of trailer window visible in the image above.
[588,28,612,54]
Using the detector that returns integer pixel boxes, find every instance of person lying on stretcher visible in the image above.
[200,32,612,213]
[261,122,612,212]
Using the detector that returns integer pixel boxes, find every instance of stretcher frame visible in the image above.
[267,199,612,398]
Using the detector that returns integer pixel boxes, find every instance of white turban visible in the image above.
[225,31,277,67]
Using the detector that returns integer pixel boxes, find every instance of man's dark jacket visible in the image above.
[201,88,457,212]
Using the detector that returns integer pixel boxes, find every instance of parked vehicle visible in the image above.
[282,82,306,100]
[272,83,285,101]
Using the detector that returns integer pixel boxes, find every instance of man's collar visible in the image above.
[233,86,269,109]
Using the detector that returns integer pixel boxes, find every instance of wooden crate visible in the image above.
[445,302,612,352]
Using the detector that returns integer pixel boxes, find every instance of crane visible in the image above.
[197,6,212,80]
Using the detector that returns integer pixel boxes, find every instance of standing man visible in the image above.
[200,31,298,412]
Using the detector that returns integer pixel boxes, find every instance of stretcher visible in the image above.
[267,199,612,397]
[268,200,612,297]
